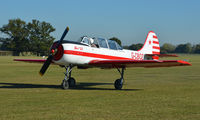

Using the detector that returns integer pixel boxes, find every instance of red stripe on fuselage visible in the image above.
[64,50,131,60]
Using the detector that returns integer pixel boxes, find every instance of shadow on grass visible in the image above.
[0,82,142,91]
[0,82,60,89]
[73,82,142,91]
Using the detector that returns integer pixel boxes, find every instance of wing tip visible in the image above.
[13,59,19,61]
[178,60,192,66]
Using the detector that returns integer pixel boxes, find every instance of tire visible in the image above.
[114,79,123,90]
[61,80,69,90]
[68,77,76,88]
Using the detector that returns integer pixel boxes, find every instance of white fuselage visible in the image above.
[53,31,160,66]
[54,43,147,66]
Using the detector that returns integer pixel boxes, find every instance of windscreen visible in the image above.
[97,38,108,48]
[108,40,117,50]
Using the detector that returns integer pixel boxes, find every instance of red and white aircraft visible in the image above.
[14,27,191,90]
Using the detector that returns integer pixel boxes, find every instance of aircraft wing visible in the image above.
[14,59,191,68]
[14,59,50,63]
[88,59,191,68]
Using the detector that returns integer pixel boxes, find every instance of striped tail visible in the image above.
[138,31,160,54]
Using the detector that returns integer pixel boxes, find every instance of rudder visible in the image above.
[138,31,160,54]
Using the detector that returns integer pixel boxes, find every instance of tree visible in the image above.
[0,43,1,48]
[128,43,143,50]
[175,43,192,53]
[0,19,55,56]
[27,20,55,56]
[160,43,176,54]
[109,37,122,46]
[0,38,11,50]
[123,46,129,49]
[0,19,29,55]
[194,44,200,53]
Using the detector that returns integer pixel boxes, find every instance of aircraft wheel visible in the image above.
[61,80,69,89]
[114,79,123,90]
[68,77,76,88]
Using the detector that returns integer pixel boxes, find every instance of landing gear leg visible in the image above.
[114,67,125,90]
[61,65,76,89]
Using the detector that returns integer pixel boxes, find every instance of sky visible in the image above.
[0,0,200,46]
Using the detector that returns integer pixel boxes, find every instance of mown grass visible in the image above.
[0,55,199,120]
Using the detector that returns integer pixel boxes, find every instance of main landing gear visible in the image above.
[61,65,76,89]
[61,65,126,90]
[114,67,125,90]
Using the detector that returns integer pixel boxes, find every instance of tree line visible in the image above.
[123,43,200,54]
[0,19,55,56]
[0,18,200,56]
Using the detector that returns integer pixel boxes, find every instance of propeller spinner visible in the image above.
[39,27,69,76]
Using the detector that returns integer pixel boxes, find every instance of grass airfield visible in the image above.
[0,55,199,120]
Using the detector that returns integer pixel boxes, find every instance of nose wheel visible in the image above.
[61,79,69,89]
[114,67,125,90]
[61,65,76,89]
[62,77,76,89]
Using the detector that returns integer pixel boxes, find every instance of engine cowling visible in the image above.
[50,42,64,61]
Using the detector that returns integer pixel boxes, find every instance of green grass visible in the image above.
[0,55,200,120]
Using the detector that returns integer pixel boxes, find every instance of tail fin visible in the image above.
[138,31,160,54]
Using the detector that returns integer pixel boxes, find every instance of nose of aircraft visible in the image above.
[39,26,69,76]
[50,42,64,61]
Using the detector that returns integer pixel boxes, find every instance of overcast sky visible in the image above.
[0,0,200,46]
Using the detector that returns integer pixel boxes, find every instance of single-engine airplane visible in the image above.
[14,27,191,90]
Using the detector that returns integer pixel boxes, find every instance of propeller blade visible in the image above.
[39,26,69,76]
[39,55,53,76]
[56,26,69,48]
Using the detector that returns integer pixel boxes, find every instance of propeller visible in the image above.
[39,26,69,76]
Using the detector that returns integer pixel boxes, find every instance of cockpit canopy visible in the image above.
[79,36,122,50]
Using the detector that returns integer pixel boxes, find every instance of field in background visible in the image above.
[0,55,199,120]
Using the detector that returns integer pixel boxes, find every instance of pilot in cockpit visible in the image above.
[80,36,99,48]
[89,38,97,48]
